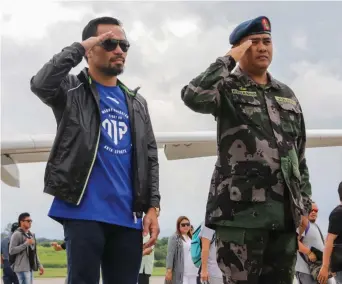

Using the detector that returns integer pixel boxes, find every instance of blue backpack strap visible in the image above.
[191,224,203,268]
[299,221,310,242]
[304,221,310,235]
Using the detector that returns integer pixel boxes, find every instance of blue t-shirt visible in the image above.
[48,82,142,230]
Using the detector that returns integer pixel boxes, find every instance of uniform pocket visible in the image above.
[227,161,271,203]
[229,175,267,202]
[231,94,264,126]
[274,97,302,137]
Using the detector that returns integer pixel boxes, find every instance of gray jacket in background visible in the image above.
[9,229,42,273]
[165,233,185,284]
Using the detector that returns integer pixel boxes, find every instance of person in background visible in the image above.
[296,202,333,283]
[318,182,342,284]
[1,223,19,284]
[199,223,223,284]
[138,234,155,284]
[9,213,44,284]
[165,216,198,284]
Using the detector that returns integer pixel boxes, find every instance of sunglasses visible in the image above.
[180,223,190,227]
[23,219,32,223]
[311,209,318,213]
[98,39,130,53]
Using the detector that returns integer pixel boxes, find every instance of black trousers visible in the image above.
[2,263,19,284]
[138,272,151,284]
[63,219,143,284]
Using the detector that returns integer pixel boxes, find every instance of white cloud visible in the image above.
[291,33,308,50]
[1,2,91,44]
[128,21,149,42]
[289,61,342,123]
[164,18,199,38]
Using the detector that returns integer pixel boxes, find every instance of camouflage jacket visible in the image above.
[181,55,312,230]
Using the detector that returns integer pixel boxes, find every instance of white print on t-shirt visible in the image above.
[101,106,131,155]
[106,96,119,104]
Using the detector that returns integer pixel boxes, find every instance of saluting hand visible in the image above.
[226,39,252,62]
[81,30,114,55]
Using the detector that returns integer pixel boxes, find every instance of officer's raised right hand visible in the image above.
[80,30,114,54]
[225,39,252,62]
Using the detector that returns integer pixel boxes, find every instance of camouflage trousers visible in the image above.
[215,226,298,284]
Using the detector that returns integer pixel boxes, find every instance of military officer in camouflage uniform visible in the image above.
[181,16,312,284]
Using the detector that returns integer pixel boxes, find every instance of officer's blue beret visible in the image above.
[229,16,271,45]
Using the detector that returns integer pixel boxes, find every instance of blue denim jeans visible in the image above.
[15,271,32,284]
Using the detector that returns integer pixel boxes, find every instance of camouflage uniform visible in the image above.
[181,55,312,283]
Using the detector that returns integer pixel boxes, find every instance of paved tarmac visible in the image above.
[33,276,337,284]
[34,276,165,283]
[32,276,302,284]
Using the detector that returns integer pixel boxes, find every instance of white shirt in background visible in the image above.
[199,223,223,279]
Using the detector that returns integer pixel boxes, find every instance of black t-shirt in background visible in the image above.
[328,204,342,272]
[328,205,342,245]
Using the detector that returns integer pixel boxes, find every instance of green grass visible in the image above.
[34,246,166,278]
[151,267,166,276]
[37,245,67,266]
[34,268,67,278]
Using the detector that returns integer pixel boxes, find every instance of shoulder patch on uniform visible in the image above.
[232,88,257,97]
[274,96,296,106]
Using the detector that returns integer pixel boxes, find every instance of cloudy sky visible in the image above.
[1,1,342,239]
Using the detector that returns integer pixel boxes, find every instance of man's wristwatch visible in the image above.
[151,206,160,217]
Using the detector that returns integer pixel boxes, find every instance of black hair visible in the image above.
[338,181,342,202]
[18,212,30,225]
[82,16,122,41]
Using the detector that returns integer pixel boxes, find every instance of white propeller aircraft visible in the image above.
[1,129,342,188]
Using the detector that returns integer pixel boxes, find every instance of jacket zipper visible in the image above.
[76,76,101,206]
[76,128,100,205]
[120,83,140,223]
[129,95,138,223]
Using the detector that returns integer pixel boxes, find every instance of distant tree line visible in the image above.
[1,223,169,268]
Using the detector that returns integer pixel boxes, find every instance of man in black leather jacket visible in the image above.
[30,16,160,284]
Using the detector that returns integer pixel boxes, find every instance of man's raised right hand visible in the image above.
[80,30,114,54]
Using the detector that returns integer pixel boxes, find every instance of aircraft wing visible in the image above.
[163,129,342,160]
[1,129,342,187]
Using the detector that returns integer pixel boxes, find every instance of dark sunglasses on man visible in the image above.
[98,39,130,52]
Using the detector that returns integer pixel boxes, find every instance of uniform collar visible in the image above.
[232,66,281,90]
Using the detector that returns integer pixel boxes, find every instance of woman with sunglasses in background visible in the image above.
[165,216,198,284]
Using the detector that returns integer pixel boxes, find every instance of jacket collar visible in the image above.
[232,66,281,90]
[80,68,139,97]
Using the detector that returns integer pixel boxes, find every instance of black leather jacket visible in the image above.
[30,42,160,217]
